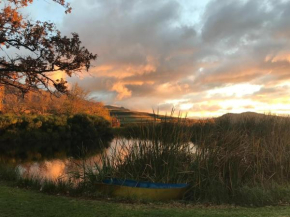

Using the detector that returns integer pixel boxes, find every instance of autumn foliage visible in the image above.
[2,84,111,121]
[0,0,96,93]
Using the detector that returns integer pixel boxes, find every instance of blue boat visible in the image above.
[96,179,189,201]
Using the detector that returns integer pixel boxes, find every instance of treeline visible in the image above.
[0,114,113,161]
[1,84,111,121]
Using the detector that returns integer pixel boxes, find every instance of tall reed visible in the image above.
[79,114,194,184]
[189,114,290,204]
[88,113,290,205]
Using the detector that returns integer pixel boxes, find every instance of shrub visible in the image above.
[0,114,113,160]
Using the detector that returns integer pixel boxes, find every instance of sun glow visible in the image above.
[207,83,262,98]
[180,103,194,110]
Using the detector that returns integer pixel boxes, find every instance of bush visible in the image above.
[0,114,113,160]
[68,114,113,147]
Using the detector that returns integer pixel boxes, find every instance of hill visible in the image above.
[218,112,267,123]
[106,107,286,126]
[216,112,290,123]
[105,106,178,125]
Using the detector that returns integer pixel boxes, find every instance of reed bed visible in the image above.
[189,114,290,205]
[76,116,194,185]
[80,113,290,205]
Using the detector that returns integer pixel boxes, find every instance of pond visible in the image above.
[2,138,195,182]
[16,138,126,181]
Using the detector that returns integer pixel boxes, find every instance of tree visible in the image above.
[0,0,96,94]
[2,84,112,121]
[61,83,89,115]
[60,83,111,120]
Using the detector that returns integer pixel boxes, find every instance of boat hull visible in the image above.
[96,179,188,201]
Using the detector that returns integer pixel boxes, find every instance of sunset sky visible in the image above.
[25,0,290,117]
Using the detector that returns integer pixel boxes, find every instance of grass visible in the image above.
[2,182,290,217]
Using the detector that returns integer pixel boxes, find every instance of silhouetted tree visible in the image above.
[0,0,96,95]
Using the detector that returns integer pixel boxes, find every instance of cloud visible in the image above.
[201,0,269,45]
[60,0,199,100]
[56,0,290,116]
[48,71,67,81]
[111,82,132,100]
[196,0,290,87]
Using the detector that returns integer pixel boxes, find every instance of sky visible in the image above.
[23,0,290,117]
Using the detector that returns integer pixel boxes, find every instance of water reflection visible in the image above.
[17,139,135,180]
[16,138,195,181]
[17,152,103,181]
[19,160,67,180]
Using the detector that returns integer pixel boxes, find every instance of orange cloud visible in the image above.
[265,52,290,63]
[91,55,157,80]
[111,82,132,100]
[49,71,67,81]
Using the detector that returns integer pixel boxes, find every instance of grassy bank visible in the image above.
[2,182,290,217]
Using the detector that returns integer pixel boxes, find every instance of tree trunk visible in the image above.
[0,85,4,113]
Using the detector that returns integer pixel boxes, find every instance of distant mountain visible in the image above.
[105,105,130,112]
[218,112,272,123]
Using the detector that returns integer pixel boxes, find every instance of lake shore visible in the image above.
[1,182,290,217]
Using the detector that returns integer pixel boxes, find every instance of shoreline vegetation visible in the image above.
[3,184,290,217]
[2,112,290,207]
[0,113,114,161]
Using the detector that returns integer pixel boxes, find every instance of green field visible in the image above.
[106,105,173,125]
[1,183,290,217]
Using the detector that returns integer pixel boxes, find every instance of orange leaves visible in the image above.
[2,5,24,28]
[1,0,71,30]
[4,0,71,14]
[53,0,72,13]
[7,0,34,7]
[0,0,95,94]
